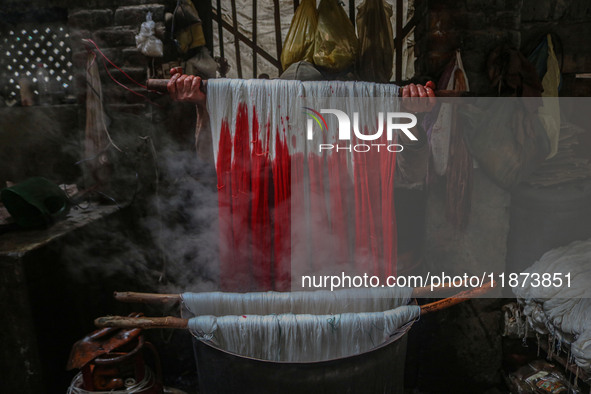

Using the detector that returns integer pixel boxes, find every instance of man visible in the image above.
[166,67,435,175]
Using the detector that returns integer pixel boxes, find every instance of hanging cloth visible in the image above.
[206,79,401,291]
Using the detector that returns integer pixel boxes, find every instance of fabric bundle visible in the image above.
[207,79,401,291]
[183,288,419,362]
[513,239,591,370]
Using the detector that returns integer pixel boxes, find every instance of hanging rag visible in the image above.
[444,50,472,229]
[426,50,470,177]
[84,52,112,189]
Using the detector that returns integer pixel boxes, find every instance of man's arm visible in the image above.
[167,67,213,162]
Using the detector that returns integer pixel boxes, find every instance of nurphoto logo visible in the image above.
[304,108,418,153]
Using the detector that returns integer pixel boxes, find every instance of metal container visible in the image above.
[192,320,413,394]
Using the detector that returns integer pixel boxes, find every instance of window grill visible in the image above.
[0,24,73,103]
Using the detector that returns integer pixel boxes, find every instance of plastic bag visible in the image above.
[529,34,561,159]
[281,0,318,71]
[356,0,394,83]
[135,12,163,57]
[313,0,358,72]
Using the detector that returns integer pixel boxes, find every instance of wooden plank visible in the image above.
[273,0,283,74]
[212,11,282,69]
[230,0,243,78]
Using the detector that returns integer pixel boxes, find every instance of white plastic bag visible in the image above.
[135,12,163,58]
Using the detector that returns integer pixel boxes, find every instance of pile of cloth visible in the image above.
[513,238,591,371]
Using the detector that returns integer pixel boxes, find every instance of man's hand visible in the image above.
[167,67,206,109]
[401,82,436,113]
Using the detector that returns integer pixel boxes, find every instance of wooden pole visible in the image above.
[420,281,495,315]
[114,291,181,304]
[95,316,188,329]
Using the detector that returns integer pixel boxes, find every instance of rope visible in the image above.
[67,366,155,394]
[83,38,163,107]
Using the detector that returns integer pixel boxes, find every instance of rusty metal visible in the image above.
[230,0,243,78]
[252,0,258,78]
[67,313,142,370]
[67,312,163,393]
[211,11,282,69]
[272,0,283,74]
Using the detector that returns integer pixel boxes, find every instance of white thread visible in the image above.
[182,288,417,362]
[187,305,420,362]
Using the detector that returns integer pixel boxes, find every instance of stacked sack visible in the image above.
[513,239,591,370]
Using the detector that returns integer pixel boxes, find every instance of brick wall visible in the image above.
[67,1,169,115]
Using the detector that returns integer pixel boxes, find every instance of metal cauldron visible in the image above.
[192,320,414,394]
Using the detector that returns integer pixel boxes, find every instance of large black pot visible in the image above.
[192,320,414,394]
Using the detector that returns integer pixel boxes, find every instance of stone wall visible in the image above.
[67,1,169,114]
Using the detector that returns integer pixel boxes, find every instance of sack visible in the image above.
[313,0,358,72]
[356,0,394,82]
[280,0,318,71]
